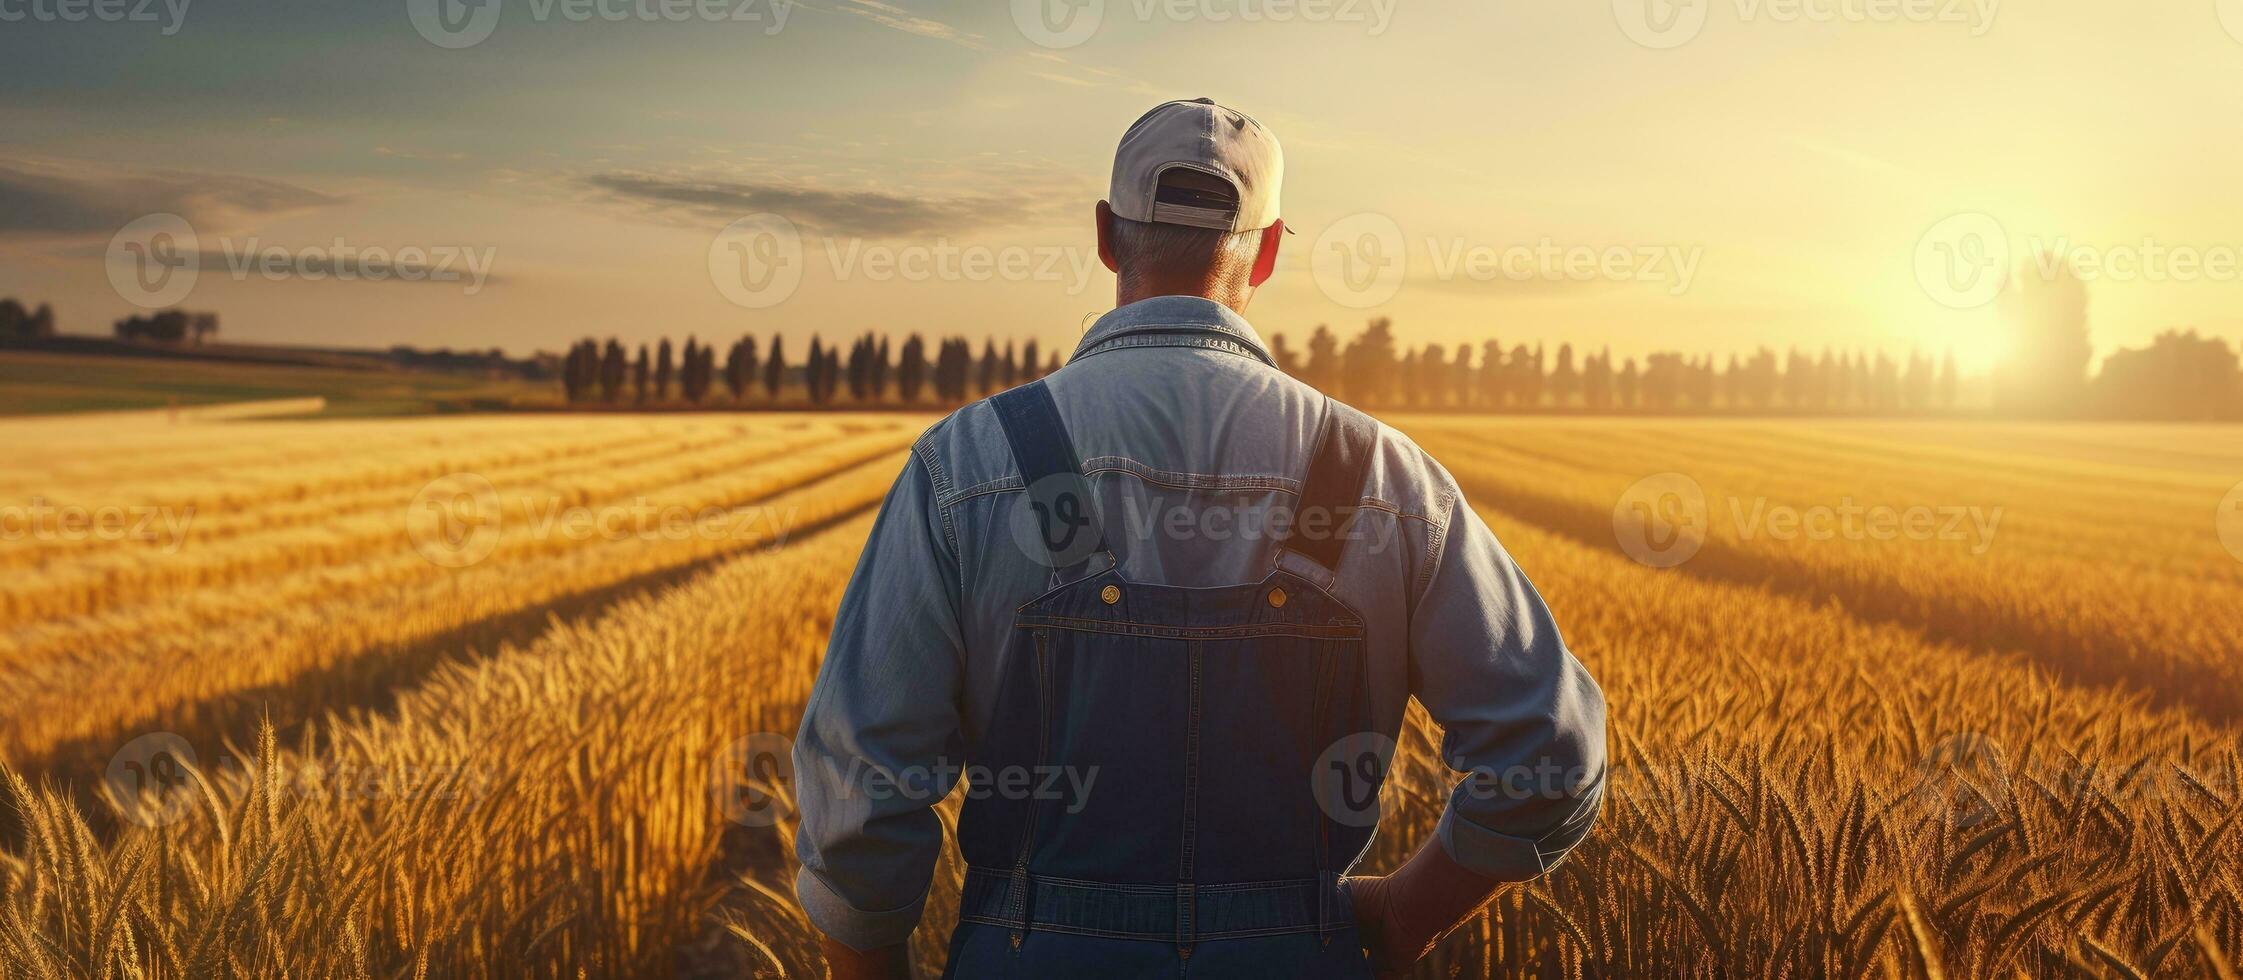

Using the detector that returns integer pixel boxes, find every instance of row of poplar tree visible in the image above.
[560,333,1064,406]
[561,319,1967,413]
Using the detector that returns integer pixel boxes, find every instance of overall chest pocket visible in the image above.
[1006,571,1371,885]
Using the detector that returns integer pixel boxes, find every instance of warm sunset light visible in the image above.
[3,4,2241,978]
[4,2,2240,378]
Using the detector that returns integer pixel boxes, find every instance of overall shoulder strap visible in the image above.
[1284,397,1378,571]
[989,380,1108,577]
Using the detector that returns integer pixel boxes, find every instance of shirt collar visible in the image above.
[1069,296,1276,367]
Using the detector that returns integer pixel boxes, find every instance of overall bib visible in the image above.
[943,380,1383,979]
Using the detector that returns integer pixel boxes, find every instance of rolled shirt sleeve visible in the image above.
[792,449,967,951]
[1408,490,1607,881]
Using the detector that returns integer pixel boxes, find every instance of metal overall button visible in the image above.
[1101,584,1121,605]
[1267,586,1287,608]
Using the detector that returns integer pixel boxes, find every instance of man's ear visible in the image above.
[1095,201,1120,274]
[1248,219,1284,287]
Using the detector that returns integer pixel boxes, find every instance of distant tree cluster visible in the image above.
[559,332,1058,408]
[1270,317,1965,413]
[1987,257,2241,419]
[389,345,541,379]
[113,310,218,344]
[2093,330,2243,420]
[0,298,57,339]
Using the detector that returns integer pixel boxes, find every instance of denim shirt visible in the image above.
[792,296,1607,951]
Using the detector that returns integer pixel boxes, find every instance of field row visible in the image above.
[4,507,879,978]
[0,415,922,788]
[1397,418,2243,723]
[1386,503,2243,975]
[0,418,903,626]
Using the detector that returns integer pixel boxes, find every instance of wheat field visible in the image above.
[2,410,2240,978]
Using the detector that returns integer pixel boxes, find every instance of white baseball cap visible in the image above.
[1109,98,1286,234]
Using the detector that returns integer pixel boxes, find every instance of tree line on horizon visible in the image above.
[560,265,2241,419]
[9,282,2227,419]
[560,333,1064,408]
[559,320,1978,414]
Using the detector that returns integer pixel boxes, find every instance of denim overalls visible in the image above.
[942,379,1382,979]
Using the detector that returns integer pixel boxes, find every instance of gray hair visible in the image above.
[1108,215,1264,296]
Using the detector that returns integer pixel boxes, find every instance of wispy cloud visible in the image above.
[373,146,470,163]
[584,172,1035,237]
[1016,49,1161,94]
[0,159,338,237]
[792,0,985,48]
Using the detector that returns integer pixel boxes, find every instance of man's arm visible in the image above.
[792,449,967,972]
[1351,490,1607,969]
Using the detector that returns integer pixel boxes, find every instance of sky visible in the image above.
[3,0,2241,373]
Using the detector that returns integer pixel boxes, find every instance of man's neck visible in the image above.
[1115,283,1249,315]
